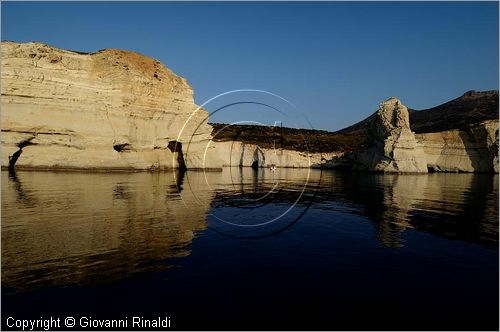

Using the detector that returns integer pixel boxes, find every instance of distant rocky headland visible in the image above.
[2,41,498,173]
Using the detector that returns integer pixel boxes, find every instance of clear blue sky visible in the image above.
[2,1,498,131]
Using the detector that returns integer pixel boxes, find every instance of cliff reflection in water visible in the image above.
[207,168,498,247]
[2,168,498,293]
[315,171,499,248]
[1,170,213,293]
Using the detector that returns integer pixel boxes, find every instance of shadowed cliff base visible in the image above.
[168,140,187,172]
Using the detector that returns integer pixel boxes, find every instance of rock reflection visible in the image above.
[1,170,213,293]
[189,168,497,246]
[318,171,498,247]
[209,167,314,207]
[7,170,38,208]
[199,167,318,238]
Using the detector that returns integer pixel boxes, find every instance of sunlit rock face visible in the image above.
[416,120,499,173]
[1,41,221,170]
[352,97,428,173]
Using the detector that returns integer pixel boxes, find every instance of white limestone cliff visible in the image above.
[1,41,222,170]
[416,120,499,173]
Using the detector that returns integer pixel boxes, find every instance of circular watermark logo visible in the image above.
[174,89,324,238]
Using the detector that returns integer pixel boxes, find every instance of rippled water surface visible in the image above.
[2,169,498,330]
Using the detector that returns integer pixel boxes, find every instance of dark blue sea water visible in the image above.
[1,169,498,330]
